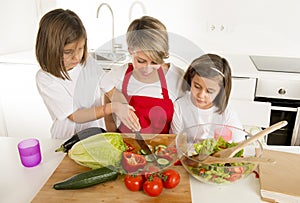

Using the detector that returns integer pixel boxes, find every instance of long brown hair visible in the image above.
[35,9,88,80]
[183,54,232,114]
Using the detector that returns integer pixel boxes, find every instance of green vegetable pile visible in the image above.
[194,137,244,157]
[186,137,255,184]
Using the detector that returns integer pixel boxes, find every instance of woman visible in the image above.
[101,16,185,134]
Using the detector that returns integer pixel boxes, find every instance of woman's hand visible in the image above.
[111,102,141,132]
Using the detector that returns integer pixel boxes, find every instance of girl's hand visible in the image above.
[111,102,141,132]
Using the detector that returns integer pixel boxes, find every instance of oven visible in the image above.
[251,55,300,146]
[255,97,300,145]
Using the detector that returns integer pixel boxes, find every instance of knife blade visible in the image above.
[134,131,159,164]
[135,131,152,154]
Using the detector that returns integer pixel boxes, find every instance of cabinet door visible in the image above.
[230,99,271,128]
[0,63,52,138]
[231,77,256,100]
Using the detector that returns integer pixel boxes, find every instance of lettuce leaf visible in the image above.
[193,137,244,157]
[68,133,127,169]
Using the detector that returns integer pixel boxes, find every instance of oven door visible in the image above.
[291,107,300,146]
[267,106,298,146]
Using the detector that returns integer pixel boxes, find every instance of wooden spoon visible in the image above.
[212,120,288,158]
[198,156,275,165]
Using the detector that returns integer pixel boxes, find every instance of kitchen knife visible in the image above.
[135,131,152,154]
[134,131,159,164]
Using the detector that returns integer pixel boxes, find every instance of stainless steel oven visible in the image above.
[251,55,300,146]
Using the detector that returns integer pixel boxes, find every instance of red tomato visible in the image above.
[124,174,144,191]
[162,169,180,189]
[173,159,182,166]
[143,177,163,197]
[227,173,242,182]
[230,166,244,174]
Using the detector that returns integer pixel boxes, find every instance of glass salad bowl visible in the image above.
[176,123,263,185]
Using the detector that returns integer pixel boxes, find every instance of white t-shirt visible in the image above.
[101,63,185,102]
[171,92,244,142]
[36,56,107,139]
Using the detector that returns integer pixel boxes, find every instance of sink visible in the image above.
[90,49,129,63]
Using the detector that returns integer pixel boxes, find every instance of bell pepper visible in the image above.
[121,152,147,173]
[124,141,135,152]
[156,147,177,161]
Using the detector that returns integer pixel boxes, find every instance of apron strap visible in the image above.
[157,67,170,100]
[122,64,170,100]
[121,64,133,98]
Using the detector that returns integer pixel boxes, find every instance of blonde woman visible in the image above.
[102,16,184,134]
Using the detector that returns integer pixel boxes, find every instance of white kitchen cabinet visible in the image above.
[230,99,271,128]
[0,63,52,138]
[230,98,271,144]
[231,77,256,101]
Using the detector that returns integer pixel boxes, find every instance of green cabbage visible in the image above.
[68,133,126,169]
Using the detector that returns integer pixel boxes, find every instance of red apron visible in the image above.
[118,64,174,134]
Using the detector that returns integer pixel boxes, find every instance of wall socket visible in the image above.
[207,23,227,32]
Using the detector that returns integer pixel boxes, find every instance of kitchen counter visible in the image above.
[1,50,300,81]
[1,136,299,203]
[0,50,37,65]
[224,53,300,81]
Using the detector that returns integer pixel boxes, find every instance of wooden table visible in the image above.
[32,134,192,203]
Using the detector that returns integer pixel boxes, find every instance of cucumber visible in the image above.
[154,144,167,152]
[140,149,147,155]
[157,158,170,167]
[139,145,153,155]
[53,166,119,190]
[144,154,155,162]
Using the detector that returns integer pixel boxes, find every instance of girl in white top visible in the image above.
[171,54,244,142]
[35,9,139,139]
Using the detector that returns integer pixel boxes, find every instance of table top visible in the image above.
[1,136,299,203]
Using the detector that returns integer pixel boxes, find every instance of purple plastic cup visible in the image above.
[17,138,42,167]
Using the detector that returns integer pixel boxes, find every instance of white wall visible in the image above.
[1,0,300,57]
[0,0,56,55]
[54,0,300,58]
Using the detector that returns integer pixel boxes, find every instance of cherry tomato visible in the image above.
[124,174,144,191]
[199,168,206,174]
[227,173,242,182]
[143,177,163,197]
[173,159,182,166]
[162,169,180,189]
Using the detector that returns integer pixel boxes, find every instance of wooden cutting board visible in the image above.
[32,134,192,203]
[259,149,300,203]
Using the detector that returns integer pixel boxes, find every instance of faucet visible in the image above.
[128,1,146,22]
[96,3,118,53]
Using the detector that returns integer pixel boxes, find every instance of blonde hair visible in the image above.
[183,54,232,114]
[35,9,88,80]
[126,16,169,64]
